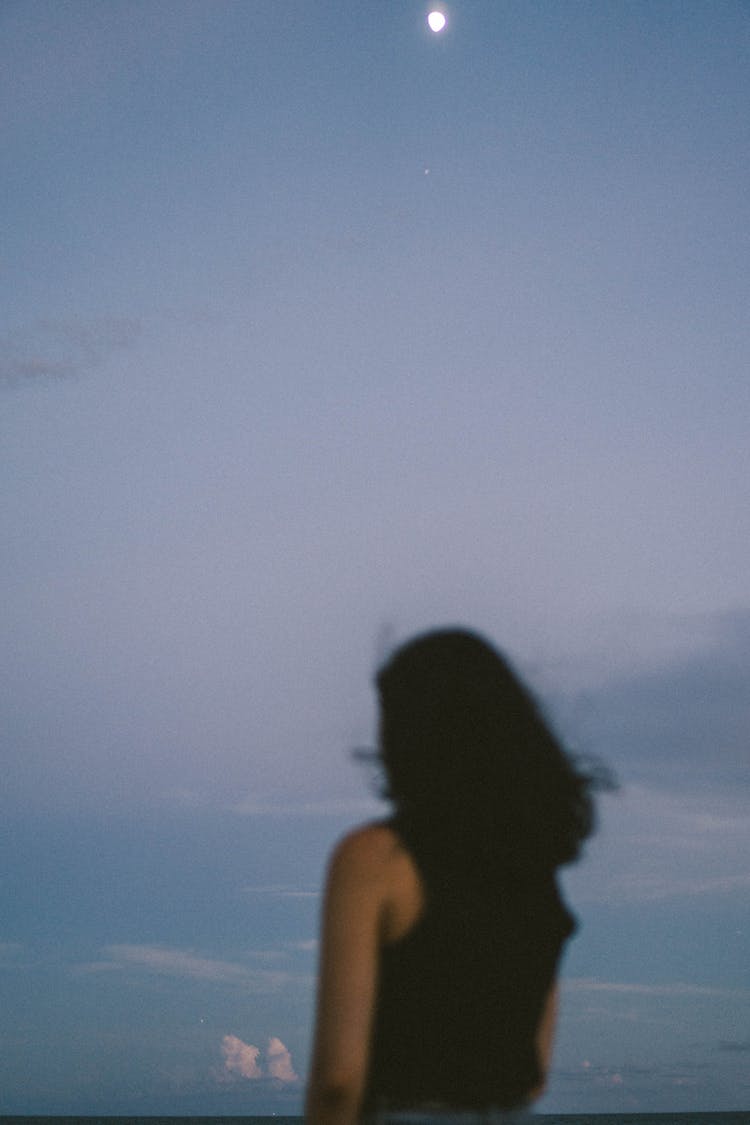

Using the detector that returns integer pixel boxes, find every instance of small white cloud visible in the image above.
[218,1034,299,1085]
[222,1034,262,1079]
[267,1036,299,1083]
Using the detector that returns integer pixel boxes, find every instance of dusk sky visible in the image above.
[2,0,749,1114]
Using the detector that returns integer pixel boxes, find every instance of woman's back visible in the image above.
[363,817,575,1113]
[306,628,605,1125]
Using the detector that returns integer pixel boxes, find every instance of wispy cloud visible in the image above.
[96,944,253,983]
[557,1057,705,1092]
[566,977,750,1000]
[600,870,750,902]
[612,783,750,844]
[79,944,307,992]
[564,781,750,904]
[0,317,141,385]
[242,885,320,899]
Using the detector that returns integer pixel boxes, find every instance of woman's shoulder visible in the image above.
[328,821,424,943]
[329,820,403,873]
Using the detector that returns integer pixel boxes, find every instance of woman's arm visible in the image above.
[305,827,390,1125]
[528,982,560,1100]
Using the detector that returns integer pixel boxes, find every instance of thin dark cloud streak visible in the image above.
[0,317,141,386]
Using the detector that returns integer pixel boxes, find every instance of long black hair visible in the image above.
[374,628,608,875]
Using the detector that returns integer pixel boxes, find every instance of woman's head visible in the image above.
[375,628,601,870]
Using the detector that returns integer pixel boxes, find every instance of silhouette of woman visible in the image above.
[306,628,604,1125]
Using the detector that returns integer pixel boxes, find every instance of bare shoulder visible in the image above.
[327,822,423,941]
[328,821,402,881]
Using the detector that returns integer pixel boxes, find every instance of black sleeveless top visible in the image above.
[362,818,576,1112]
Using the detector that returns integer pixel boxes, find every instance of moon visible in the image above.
[427,11,447,33]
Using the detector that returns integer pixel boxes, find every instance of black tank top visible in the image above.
[363,818,576,1112]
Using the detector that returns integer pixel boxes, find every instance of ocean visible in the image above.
[1,1115,749,1125]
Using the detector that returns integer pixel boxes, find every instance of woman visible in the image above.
[306,628,603,1125]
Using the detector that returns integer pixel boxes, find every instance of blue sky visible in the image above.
[1,0,749,1114]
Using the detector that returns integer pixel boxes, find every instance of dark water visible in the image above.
[2,1115,750,1125]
